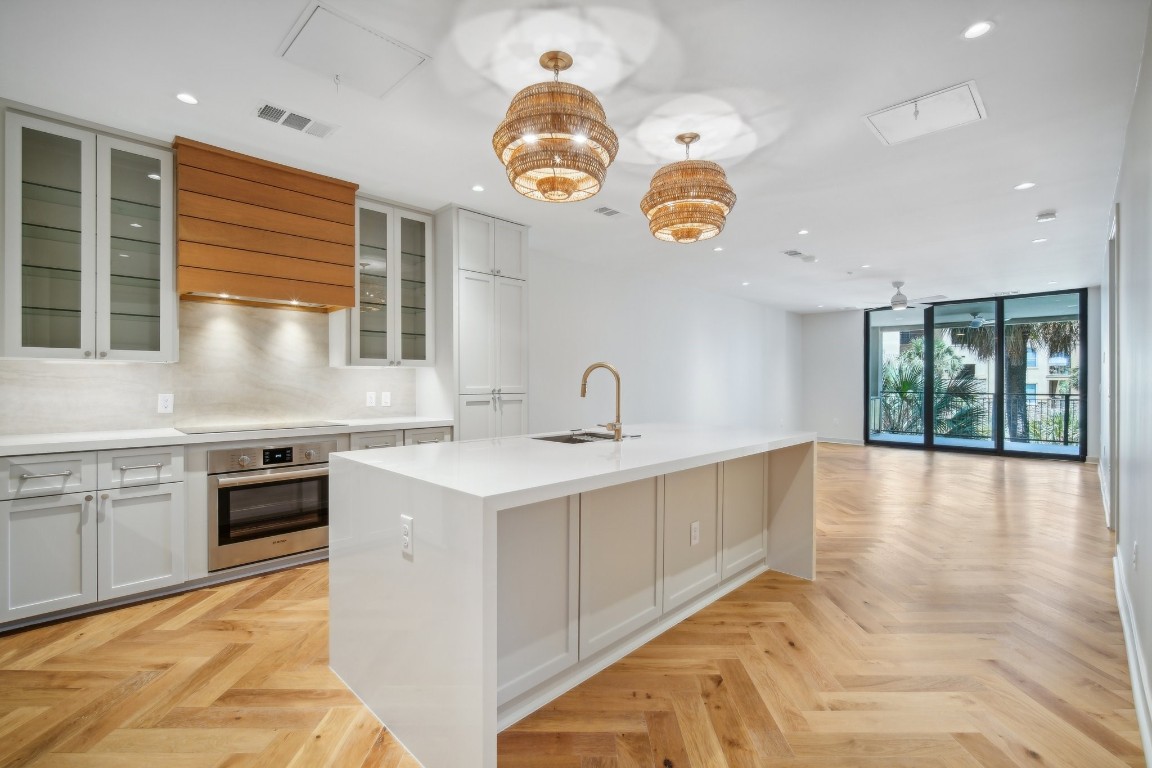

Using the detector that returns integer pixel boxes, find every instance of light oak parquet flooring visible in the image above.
[0,443,1140,767]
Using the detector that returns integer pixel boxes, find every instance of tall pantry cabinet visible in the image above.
[437,207,529,441]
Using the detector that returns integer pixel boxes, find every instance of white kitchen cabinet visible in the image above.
[331,199,434,367]
[663,464,721,612]
[458,271,528,395]
[97,446,184,489]
[350,430,403,450]
[457,208,527,280]
[0,491,97,622]
[3,112,175,361]
[1,451,96,500]
[97,482,185,600]
[497,496,578,705]
[457,393,529,441]
[404,426,453,445]
[721,454,768,579]
[579,478,663,659]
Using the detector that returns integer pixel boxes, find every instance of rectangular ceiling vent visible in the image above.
[593,206,622,218]
[255,102,339,139]
[783,249,817,263]
[864,80,987,145]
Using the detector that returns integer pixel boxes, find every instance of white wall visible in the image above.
[1112,4,1152,748]
[800,310,865,443]
[0,301,438,434]
[528,254,802,434]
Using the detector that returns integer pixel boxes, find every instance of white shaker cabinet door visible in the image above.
[721,454,767,580]
[496,392,529,438]
[98,482,185,601]
[494,276,528,394]
[493,220,527,280]
[0,492,97,622]
[457,209,494,273]
[458,395,496,441]
[663,464,721,612]
[579,478,663,659]
[497,495,578,705]
[458,270,496,395]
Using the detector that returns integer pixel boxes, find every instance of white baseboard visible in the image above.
[1113,554,1152,767]
[1100,463,1113,529]
[818,437,864,445]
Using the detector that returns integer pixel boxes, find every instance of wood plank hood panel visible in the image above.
[173,137,358,311]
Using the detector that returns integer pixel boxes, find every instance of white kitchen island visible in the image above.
[328,424,816,768]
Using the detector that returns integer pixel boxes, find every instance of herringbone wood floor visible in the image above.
[0,444,1141,767]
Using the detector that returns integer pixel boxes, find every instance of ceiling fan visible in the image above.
[889,281,946,310]
[968,312,985,328]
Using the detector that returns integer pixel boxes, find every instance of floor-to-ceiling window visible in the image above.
[865,289,1087,460]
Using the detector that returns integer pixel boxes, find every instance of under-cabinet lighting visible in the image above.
[119,253,130,258]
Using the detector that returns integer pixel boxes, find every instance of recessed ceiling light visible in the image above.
[963,21,993,39]
[861,264,872,268]
[1047,281,1058,285]
[147,173,161,181]
[713,246,724,252]
[741,281,750,286]
[176,92,198,105]
[471,185,484,192]
[1014,182,1035,191]
[817,305,824,308]
[798,229,809,235]
[130,222,142,228]
[1036,210,1057,223]
[1032,238,1048,244]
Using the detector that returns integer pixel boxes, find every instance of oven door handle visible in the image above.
[216,466,329,488]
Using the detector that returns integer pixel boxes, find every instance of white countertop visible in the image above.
[333,423,815,508]
[0,416,453,455]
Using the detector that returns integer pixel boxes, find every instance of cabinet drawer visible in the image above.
[350,431,403,451]
[98,446,184,488]
[404,427,453,446]
[0,452,97,500]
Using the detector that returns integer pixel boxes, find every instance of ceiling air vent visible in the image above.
[255,102,339,139]
[593,206,622,218]
[784,250,817,263]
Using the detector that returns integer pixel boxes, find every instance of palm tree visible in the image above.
[880,337,990,437]
[946,321,1078,441]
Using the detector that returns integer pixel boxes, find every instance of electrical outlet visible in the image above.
[690,520,700,546]
[1134,541,1139,569]
[400,514,414,556]
[366,391,377,407]
[380,391,391,407]
[157,393,174,414]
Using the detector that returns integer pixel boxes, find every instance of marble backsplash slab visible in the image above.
[0,302,430,435]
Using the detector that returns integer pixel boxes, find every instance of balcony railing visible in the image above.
[869,392,1080,444]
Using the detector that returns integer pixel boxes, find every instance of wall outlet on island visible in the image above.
[380,391,391,407]
[365,391,377,407]
[157,394,174,414]
[690,520,700,546]
[400,514,414,556]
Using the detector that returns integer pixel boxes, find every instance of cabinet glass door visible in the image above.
[5,115,96,355]
[355,204,390,363]
[398,211,431,363]
[98,138,173,359]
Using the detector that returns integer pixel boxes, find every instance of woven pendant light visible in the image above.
[640,133,737,243]
[492,51,618,203]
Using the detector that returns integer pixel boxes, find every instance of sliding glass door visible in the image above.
[865,289,1086,460]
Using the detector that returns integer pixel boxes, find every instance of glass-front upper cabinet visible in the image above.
[3,112,174,361]
[343,199,433,367]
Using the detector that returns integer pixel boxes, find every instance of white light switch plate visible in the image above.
[366,391,377,407]
[401,514,414,556]
[157,394,174,414]
[380,391,391,407]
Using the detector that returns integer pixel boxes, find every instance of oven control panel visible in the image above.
[207,440,337,474]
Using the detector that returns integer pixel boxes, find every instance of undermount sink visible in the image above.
[533,431,617,444]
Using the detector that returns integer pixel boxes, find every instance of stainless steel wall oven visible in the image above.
[207,439,335,570]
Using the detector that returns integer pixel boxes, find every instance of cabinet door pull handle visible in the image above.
[98,351,108,359]
[84,351,92,358]
[417,439,441,444]
[84,494,93,502]
[20,470,73,480]
[364,443,393,449]
[100,493,109,501]
[119,462,163,472]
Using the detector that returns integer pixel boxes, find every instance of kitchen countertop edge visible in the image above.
[0,416,454,456]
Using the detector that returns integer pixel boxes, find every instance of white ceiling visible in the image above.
[1,0,1147,313]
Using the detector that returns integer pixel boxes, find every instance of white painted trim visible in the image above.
[1113,554,1152,767]
[819,437,864,446]
[497,560,770,731]
[1100,463,1113,529]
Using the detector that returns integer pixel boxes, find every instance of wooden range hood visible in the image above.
[174,137,358,311]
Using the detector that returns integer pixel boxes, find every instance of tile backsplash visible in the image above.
[0,301,437,435]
